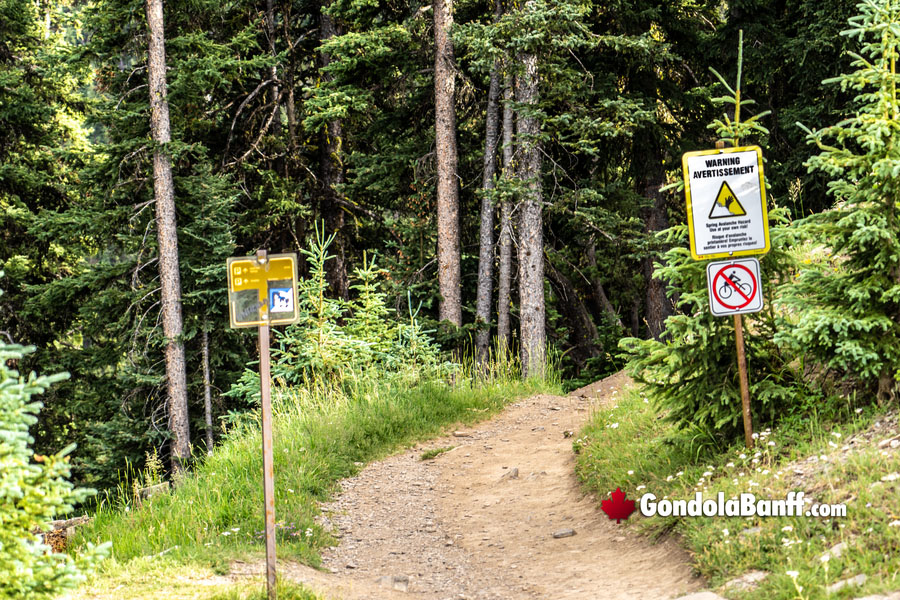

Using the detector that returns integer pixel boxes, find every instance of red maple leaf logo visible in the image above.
[601,487,636,523]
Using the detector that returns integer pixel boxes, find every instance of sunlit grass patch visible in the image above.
[72,363,559,596]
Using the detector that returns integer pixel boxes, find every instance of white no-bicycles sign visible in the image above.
[706,258,763,317]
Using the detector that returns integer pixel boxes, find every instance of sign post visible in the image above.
[704,257,762,449]
[683,137,767,449]
[227,250,299,600]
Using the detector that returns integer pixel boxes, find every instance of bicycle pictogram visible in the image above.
[718,271,752,300]
[706,259,763,317]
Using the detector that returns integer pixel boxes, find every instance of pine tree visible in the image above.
[434,0,463,328]
[778,0,900,402]
[145,0,191,473]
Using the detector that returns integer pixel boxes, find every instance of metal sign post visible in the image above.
[227,249,300,600]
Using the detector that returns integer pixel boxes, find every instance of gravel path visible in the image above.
[262,372,704,599]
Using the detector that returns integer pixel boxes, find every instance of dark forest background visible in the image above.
[0,0,856,488]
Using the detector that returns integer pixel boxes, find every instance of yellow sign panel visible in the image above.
[227,253,299,328]
[682,145,770,260]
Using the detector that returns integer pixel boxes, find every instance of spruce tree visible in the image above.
[778,0,900,402]
[0,283,109,598]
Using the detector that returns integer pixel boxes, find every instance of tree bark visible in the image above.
[265,0,279,102]
[474,2,503,365]
[515,47,546,378]
[496,74,515,352]
[202,326,214,455]
[642,154,671,340]
[545,258,600,373]
[434,0,462,326]
[319,9,349,300]
[146,0,190,473]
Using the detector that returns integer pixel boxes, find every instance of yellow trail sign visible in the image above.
[227,253,299,328]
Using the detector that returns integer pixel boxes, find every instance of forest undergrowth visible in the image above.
[68,233,558,596]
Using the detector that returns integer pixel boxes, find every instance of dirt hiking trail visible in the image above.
[241,372,703,599]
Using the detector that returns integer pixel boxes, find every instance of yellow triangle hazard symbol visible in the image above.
[709,181,747,219]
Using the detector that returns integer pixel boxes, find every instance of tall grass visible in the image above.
[74,362,556,567]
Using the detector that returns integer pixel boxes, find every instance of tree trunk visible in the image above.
[434,0,461,326]
[515,48,546,378]
[319,9,349,300]
[265,0,278,101]
[642,154,671,340]
[202,326,214,455]
[474,2,503,366]
[585,240,624,329]
[146,0,190,473]
[496,74,515,352]
[545,259,599,373]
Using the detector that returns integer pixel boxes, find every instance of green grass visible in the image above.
[575,387,900,599]
[420,446,455,460]
[205,580,320,600]
[73,369,557,579]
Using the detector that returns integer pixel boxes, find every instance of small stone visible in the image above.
[825,573,867,594]
[532,426,545,431]
[819,541,847,562]
[675,594,727,600]
[892,440,900,449]
[376,575,409,592]
[346,562,357,569]
[552,528,576,539]
[452,431,471,437]
[614,536,626,542]
[550,406,562,411]
[723,570,768,592]
[501,467,519,480]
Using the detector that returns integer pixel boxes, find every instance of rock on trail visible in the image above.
[271,371,704,599]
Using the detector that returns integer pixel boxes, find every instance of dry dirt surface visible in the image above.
[259,372,704,600]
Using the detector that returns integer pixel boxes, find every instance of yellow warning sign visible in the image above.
[681,145,769,260]
[708,181,747,219]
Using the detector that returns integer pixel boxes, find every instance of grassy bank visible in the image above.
[575,387,900,599]
[73,371,557,581]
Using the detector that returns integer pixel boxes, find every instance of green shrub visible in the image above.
[225,226,451,409]
[775,0,900,403]
[0,285,110,597]
[619,213,805,439]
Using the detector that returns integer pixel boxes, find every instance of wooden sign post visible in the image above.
[227,249,300,599]
[681,134,766,447]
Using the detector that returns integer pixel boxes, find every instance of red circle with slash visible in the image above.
[712,263,757,310]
